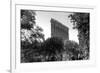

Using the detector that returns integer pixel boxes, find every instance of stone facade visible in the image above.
[50,18,69,41]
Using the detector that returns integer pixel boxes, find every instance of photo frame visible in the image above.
[11,0,96,73]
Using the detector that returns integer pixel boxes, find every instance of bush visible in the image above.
[21,40,43,62]
[41,37,64,61]
[64,40,80,60]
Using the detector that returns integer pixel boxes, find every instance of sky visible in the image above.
[35,11,79,43]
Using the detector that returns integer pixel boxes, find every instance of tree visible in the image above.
[69,13,90,59]
[40,37,64,61]
[21,10,36,30]
[64,40,79,60]
[21,10,45,62]
[21,10,45,43]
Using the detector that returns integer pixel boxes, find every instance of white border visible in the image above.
[11,2,96,73]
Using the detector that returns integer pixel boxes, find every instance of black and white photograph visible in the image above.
[20,9,90,63]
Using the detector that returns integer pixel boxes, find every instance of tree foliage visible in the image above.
[40,37,64,61]
[21,10,45,62]
[69,13,90,59]
[64,40,80,60]
[21,10,36,29]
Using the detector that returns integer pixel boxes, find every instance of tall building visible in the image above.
[50,18,69,41]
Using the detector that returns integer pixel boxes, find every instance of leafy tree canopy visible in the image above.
[69,12,90,60]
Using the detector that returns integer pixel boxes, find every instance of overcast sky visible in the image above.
[35,11,79,43]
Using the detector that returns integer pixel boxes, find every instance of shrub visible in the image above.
[41,37,64,61]
[64,40,79,60]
